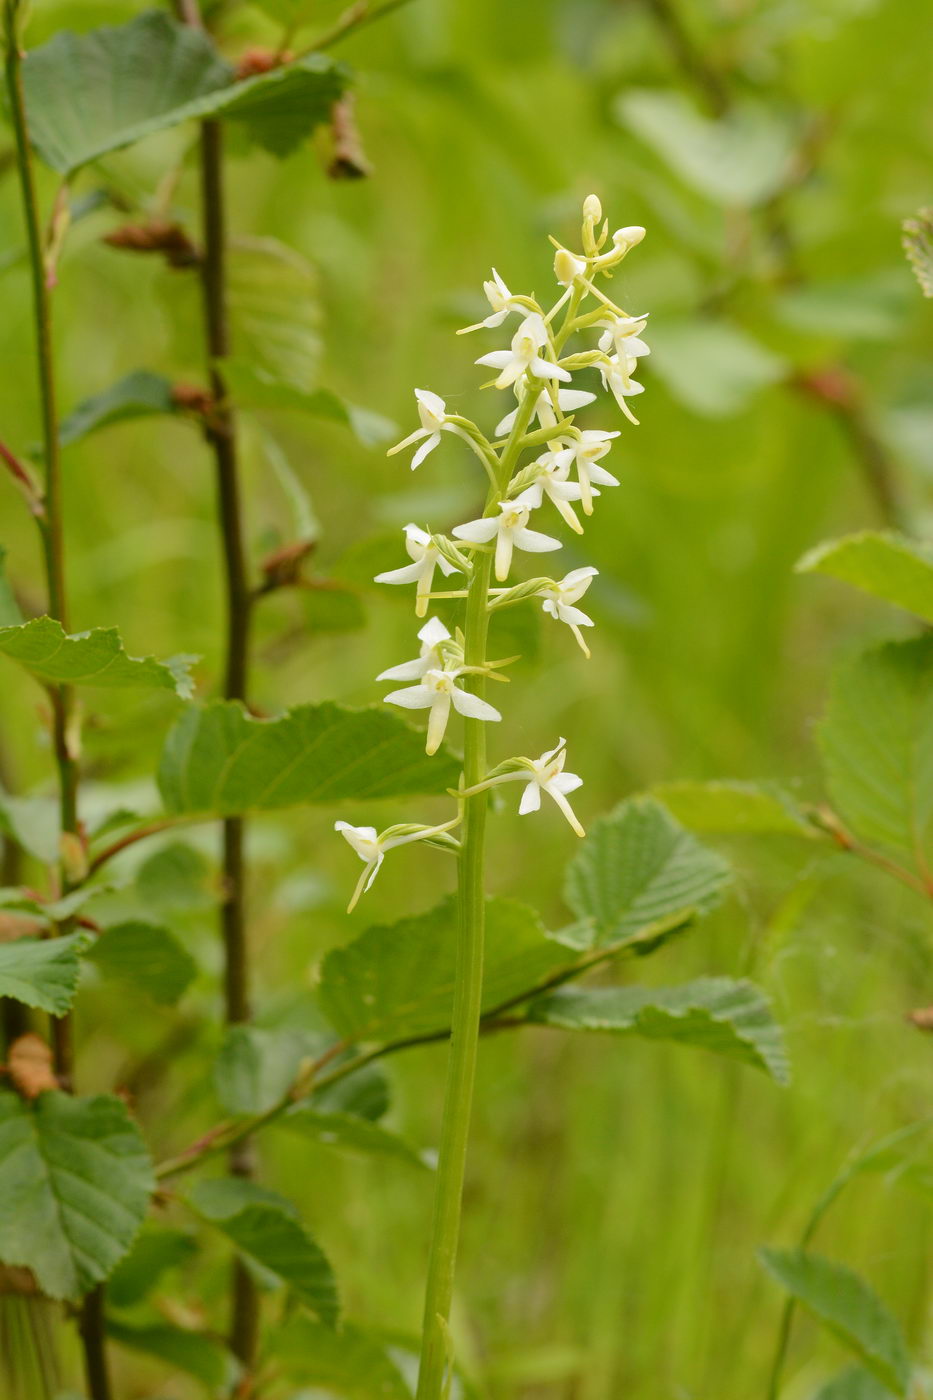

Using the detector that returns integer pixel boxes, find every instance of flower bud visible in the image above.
[582,194,602,224]
[554,247,586,286]
[613,225,646,250]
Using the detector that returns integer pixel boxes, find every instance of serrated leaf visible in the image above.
[224,359,396,447]
[902,209,933,298]
[107,1226,198,1308]
[108,1320,239,1390]
[214,1025,315,1115]
[190,1179,338,1325]
[59,372,178,449]
[281,1108,432,1170]
[273,1314,413,1399]
[0,934,86,1015]
[813,1366,897,1399]
[650,318,786,417]
[527,977,789,1082]
[320,896,568,1043]
[818,637,933,865]
[760,1248,911,1395]
[0,1090,154,1300]
[563,797,731,952]
[653,780,815,837]
[0,619,196,697]
[798,532,933,625]
[158,700,459,816]
[24,12,345,176]
[228,238,321,391]
[87,921,197,1006]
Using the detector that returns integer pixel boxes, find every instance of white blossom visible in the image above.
[597,313,650,363]
[598,354,645,424]
[375,524,461,618]
[549,430,620,515]
[522,453,588,534]
[475,313,571,390]
[495,386,595,438]
[462,738,585,836]
[383,667,501,755]
[540,566,598,657]
[377,617,454,682]
[554,247,587,286]
[387,389,456,470]
[452,490,562,582]
[335,818,459,912]
[458,268,524,334]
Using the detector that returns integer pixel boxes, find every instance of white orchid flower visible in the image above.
[597,313,650,363]
[592,225,646,270]
[522,453,589,535]
[475,313,571,390]
[387,389,456,470]
[540,566,598,657]
[554,248,587,286]
[383,667,501,755]
[495,386,596,438]
[335,817,460,912]
[452,489,562,582]
[376,617,455,683]
[375,524,461,618]
[598,354,645,424]
[549,430,620,515]
[461,738,585,837]
[458,269,525,334]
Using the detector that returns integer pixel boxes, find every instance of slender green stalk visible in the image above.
[415,385,539,1400]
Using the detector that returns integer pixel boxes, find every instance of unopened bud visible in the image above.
[582,194,602,224]
[554,248,586,286]
[613,225,646,250]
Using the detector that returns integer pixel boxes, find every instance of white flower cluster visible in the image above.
[336,196,648,908]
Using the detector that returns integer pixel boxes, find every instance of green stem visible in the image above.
[415,383,539,1400]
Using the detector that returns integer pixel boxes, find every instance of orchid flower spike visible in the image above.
[540,566,599,657]
[377,617,458,682]
[383,667,501,754]
[375,524,461,618]
[387,389,456,470]
[495,386,595,438]
[597,314,650,363]
[458,268,525,334]
[460,738,585,837]
[522,452,588,534]
[476,312,571,390]
[549,430,620,515]
[453,489,562,582]
[335,817,461,912]
[598,354,645,425]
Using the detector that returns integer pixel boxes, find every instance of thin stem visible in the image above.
[415,383,540,1400]
[302,0,413,54]
[79,1288,112,1400]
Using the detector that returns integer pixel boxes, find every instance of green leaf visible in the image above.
[214,1025,315,1115]
[776,276,911,342]
[0,788,59,864]
[107,1226,198,1308]
[87,921,197,1006]
[24,12,346,176]
[108,1320,239,1391]
[813,1367,897,1400]
[304,586,367,635]
[134,843,216,914]
[59,372,178,449]
[190,1179,338,1325]
[0,618,196,697]
[320,896,568,1043]
[0,934,86,1015]
[272,1315,413,1399]
[223,360,397,447]
[653,780,815,837]
[311,1062,390,1122]
[0,547,23,627]
[158,700,460,815]
[527,977,789,1082]
[902,208,933,299]
[797,532,933,625]
[650,318,786,417]
[759,1248,911,1395]
[563,797,732,952]
[618,89,795,206]
[281,1108,432,1170]
[818,637,933,864]
[228,238,321,391]
[0,1090,154,1300]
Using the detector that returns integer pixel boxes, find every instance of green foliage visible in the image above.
[107,1320,239,1391]
[528,977,789,1081]
[813,1368,897,1400]
[0,788,58,864]
[649,319,786,418]
[273,1314,414,1398]
[818,637,933,865]
[281,1107,432,1170]
[228,239,322,390]
[0,933,86,1015]
[760,1248,911,1395]
[189,1178,339,1325]
[87,920,197,1006]
[107,1226,198,1308]
[319,895,568,1042]
[223,360,396,447]
[0,1091,153,1300]
[158,700,460,814]
[0,548,23,627]
[0,619,195,697]
[797,532,933,624]
[58,372,178,449]
[653,780,815,837]
[24,12,345,174]
[214,1025,314,1114]
[134,843,215,914]
[563,798,732,952]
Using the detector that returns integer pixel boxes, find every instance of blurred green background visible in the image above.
[2,0,933,1395]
